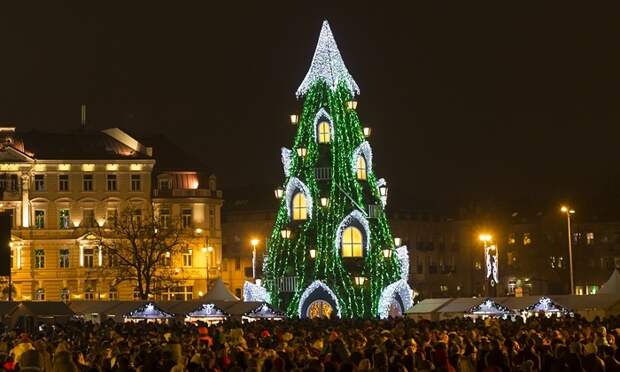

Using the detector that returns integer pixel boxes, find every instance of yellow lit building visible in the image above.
[0,127,222,301]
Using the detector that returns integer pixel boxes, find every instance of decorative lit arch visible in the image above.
[351,141,373,178]
[313,108,334,144]
[378,279,413,319]
[335,210,370,255]
[298,280,342,318]
[285,177,313,221]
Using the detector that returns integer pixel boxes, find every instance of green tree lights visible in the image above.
[264,21,412,319]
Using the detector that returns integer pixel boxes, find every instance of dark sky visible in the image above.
[1,3,619,214]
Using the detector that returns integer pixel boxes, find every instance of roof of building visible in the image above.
[140,133,208,173]
[201,279,240,302]
[15,129,151,160]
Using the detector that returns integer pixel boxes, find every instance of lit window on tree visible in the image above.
[342,226,363,257]
[356,156,367,180]
[318,121,331,143]
[292,192,308,220]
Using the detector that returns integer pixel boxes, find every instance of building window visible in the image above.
[341,226,363,257]
[83,248,94,268]
[222,260,228,272]
[183,250,193,267]
[34,210,45,229]
[131,175,141,191]
[159,178,171,190]
[106,174,117,191]
[84,290,95,300]
[60,289,70,302]
[523,233,532,245]
[109,288,118,300]
[106,208,117,226]
[587,232,595,245]
[34,175,45,192]
[34,249,45,268]
[160,286,193,301]
[474,261,482,270]
[182,208,192,229]
[83,174,93,191]
[292,192,308,221]
[58,175,69,191]
[108,251,119,268]
[35,288,45,301]
[160,208,170,228]
[235,257,241,271]
[440,285,448,293]
[82,209,95,227]
[356,156,367,180]
[209,206,215,230]
[59,249,69,268]
[59,209,71,229]
[132,209,142,225]
[318,121,331,143]
[508,233,516,245]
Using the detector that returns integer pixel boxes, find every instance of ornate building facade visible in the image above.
[0,127,222,301]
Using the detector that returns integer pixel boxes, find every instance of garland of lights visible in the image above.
[351,141,373,176]
[396,246,409,281]
[312,108,334,142]
[243,281,270,303]
[285,177,314,220]
[126,303,174,319]
[378,279,413,319]
[265,21,405,318]
[334,210,371,255]
[187,304,228,318]
[297,280,342,318]
[281,147,292,176]
[246,303,285,319]
[468,299,511,315]
[296,21,360,98]
[523,297,572,316]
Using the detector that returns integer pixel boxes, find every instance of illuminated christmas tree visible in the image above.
[261,21,412,319]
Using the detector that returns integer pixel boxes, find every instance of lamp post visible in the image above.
[251,238,259,281]
[561,206,576,295]
[202,245,213,291]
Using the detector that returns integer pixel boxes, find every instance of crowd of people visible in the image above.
[1,314,620,371]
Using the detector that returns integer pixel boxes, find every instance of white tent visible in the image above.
[599,270,620,294]
[202,279,240,302]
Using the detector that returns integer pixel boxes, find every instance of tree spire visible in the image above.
[296,20,360,98]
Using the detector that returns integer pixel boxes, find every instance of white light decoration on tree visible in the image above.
[281,147,292,176]
[243,281,270,303]
[376,178,387,206]
[351,141,373,175]
[312,108,334,143]
[296,21,360,98]
[378,279,413,319]
[285,177,313,220]
[335,210,371,254]
[396,246,409,281]
[298,280,342,318]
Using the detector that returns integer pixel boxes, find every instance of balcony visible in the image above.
[153,188,221,198]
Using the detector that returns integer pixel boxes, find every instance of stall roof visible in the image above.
[599,270,620,294]
[437,298,488,313]
[547,294,620,311]
[0,302,18,315]
[202,279,240,302]
[187,303,228,318]
[222,301,283,317]
[18,301,74,316]
[406,298,453,314]
[69,301,125,315]
[124,302,174,319]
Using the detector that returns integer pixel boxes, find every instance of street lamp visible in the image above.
[202,245,214,290]
[561,206,576,295]
[250,238,259,280]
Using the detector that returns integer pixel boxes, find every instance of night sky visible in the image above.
[1,3,619,215]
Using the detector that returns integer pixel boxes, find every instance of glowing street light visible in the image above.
[561,205,576,295]
[274,186,284,199]
[250,239,259,280]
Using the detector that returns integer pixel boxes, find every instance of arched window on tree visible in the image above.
[356,155,367,180]
[342,226,363,257]
[318,121,331,143]
[292,192,308,221]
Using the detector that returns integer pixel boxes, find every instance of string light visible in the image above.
[285,177,313,220]
[351,141,373,176]
[378,279,413,319]
[297,280,342,318]
[281,147,292,176]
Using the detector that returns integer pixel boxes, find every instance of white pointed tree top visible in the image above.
[296,20,360,98]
